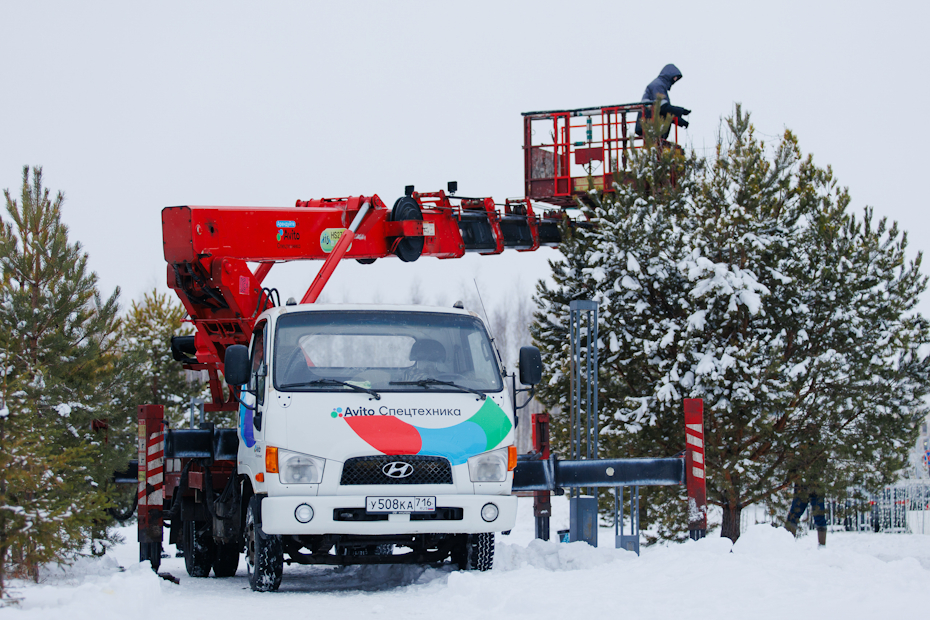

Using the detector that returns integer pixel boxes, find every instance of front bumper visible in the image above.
[260,494,517,535]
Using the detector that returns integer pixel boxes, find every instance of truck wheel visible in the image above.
[245,495,283,591]
[452,533,494,571]
[183,520,215,577]
[213,541,241,577]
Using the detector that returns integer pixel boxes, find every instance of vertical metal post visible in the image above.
[592,311,598,461]
[569,300,599,545]
[614,486,620,540]
[190,397,204,429]
[586,310,592,460]
[615,485,640,555]
[569,300,598,462]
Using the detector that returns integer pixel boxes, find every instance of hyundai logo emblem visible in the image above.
[382,461,415,479]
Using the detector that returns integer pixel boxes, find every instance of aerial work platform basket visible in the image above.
[522,102,680,207]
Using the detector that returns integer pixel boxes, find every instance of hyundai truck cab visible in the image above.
[227,303,528,590]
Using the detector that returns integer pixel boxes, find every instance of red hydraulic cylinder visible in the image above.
[301,200,371,303]
[684,398,707,540]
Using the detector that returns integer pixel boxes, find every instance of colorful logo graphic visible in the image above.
[239,401,256,448]
[343,399,512,465]
[276,229,300,244]
[320,228,347,253]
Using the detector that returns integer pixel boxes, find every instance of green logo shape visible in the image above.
[469,398,512,451]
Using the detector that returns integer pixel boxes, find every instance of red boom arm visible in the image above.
[163,191,562,411]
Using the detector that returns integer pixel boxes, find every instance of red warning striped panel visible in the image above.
[684,398,707,535]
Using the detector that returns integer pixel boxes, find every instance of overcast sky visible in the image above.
[1,1,927,317]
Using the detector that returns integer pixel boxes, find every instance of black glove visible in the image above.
[679,119,689,128]
[681,108,691,116]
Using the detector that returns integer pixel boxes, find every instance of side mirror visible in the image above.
[518,346,542,386]
[224,345,250,386]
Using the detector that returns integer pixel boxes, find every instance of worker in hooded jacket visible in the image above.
[635,64,691,138]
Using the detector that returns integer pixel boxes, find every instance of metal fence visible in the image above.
[737,483,930,534]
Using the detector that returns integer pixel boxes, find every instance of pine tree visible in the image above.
[119,289,212,429]
[532,109,929,541]
[0,167,128,596]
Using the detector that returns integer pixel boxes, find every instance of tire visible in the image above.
[183,520,215,578]
[452,533,494,571]
[107,485,138,522]
[213,541,241,577]
[245,495,283,592]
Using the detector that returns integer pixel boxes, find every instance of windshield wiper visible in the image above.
[280,378,381,400]
[389,378,486,400]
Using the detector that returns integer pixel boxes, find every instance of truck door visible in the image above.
[249,321,268,434]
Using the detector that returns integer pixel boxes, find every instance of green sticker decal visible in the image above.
[320,228,347,253]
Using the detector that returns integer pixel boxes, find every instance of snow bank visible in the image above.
[5,562,164,619]
[496,538,634,572]
[2,506,930,619]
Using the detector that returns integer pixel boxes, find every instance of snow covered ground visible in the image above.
[4,496,930,619]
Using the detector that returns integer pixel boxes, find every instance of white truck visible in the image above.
[219,302,539,590]
[140,195,546,590]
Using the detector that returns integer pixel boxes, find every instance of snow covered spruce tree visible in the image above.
[0,167,130,594]
[119,289,212,429]
[532,108,929,542]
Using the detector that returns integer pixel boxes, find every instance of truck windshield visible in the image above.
[273,311,503,393]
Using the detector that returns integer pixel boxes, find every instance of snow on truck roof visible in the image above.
[260,303,482,320]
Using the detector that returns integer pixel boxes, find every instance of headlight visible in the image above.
[278,449,325,484]
[467,447,510,482]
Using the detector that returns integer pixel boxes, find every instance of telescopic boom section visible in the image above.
[162,191,562,411]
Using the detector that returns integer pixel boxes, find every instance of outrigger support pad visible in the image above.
[512,456,685,492]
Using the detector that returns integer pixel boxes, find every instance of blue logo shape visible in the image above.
[239,403,255,448]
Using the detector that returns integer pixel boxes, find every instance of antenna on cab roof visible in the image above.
[473,278,503,368]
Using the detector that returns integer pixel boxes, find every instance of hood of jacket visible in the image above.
[658,64,682,88]
[642,64,682,105]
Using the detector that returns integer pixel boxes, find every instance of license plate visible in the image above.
[366,496,436,513]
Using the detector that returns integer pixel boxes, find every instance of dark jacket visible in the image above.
[636,64,689,136]
[642,63,682,109]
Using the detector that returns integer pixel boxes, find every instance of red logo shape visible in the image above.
[345,416,422,455]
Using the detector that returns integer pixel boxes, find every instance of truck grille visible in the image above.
[340,455,453,486]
